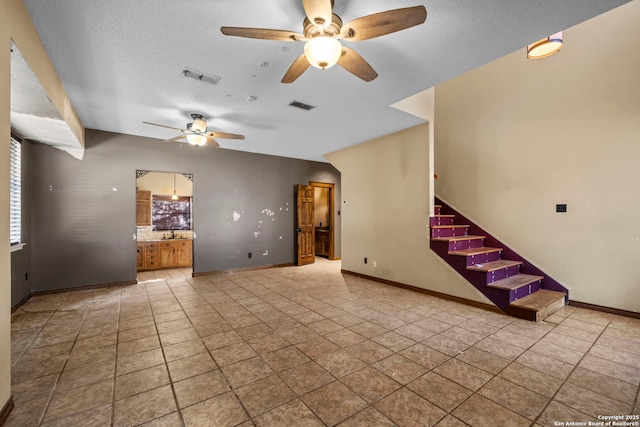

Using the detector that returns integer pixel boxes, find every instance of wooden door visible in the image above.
[295,184,315,265]
[159,243,176,268]
[136,190,151,226]
[175,241,193,267]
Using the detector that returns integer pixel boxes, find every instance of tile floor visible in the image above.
[6,258,640,426]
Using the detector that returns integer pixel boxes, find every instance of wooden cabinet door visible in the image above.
[295,184,315,265]
[159,243,175,268]
[136,191,151,226]
[175,241,192,267]
[136,244,145,270]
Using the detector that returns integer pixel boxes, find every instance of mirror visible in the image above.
[136,171,194,240]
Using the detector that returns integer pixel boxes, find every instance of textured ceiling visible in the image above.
[18,0,631,161]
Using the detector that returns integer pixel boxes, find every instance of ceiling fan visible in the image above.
[143,114,245,147]
[221,0,427,83]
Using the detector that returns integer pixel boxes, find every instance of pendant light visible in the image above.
[527,32,563,59]
[171,173,179,200]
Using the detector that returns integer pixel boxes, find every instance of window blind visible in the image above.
[10,138,21,245]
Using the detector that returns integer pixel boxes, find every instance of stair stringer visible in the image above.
[431,197,569,311]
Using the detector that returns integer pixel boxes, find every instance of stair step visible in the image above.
[430,224,469,229]
[468,259,522,272]
[449,247,502,257]
[487,274,544,291]
[432,235,485,242]
[506,290,567,322]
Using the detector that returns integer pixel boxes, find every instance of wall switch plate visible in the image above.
[248,252,252,258]
[372,261,377,267]
[556,204,567,213]
[364,257,367,264]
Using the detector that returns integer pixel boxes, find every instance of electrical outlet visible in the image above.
[372,261,377,268]
[248,252,252,259]
[556,204,567,213]
[364,257,367,264]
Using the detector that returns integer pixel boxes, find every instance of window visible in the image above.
[10,137,21,245]
[152,196,191,231]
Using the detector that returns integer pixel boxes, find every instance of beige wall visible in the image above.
[1,0,85,410]
[1,1,12,410]
[326,124,491,304]
[137,171,193,197]
[435,1,640,313]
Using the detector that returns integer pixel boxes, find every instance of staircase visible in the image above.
[429,200,567,322]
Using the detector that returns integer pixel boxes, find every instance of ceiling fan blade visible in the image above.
[221,27,306,41]
[281,54,311,83]
[143,121,187,132]
[340,5,427,41]
[165,135,187,142]
[338,47,378,82]
[208,132,245,140]
[302,0,333,27]
[205,138,221,148]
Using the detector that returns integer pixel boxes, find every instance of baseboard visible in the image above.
[193,263,295,277]
[569,300,640,319]
[0,396,14,426]
[341,270,502,314]
[11,294,31,313]
[31,280,137,297]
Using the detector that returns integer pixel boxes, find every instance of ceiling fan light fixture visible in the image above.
[304,36,342,69]
[191,117,207,133]
[186,134,207,146]
[527,32,563,59]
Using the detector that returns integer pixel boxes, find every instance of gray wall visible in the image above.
[30,129,341,292]
[11,139,31,307]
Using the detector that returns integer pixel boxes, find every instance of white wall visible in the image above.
[435,1,640,312]
[326,123,491,304]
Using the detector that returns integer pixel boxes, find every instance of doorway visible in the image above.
[310,181,335,260]
[135,171,194,277]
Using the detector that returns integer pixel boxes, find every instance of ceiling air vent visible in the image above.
[182,68,221,86]
[288,101,316,111]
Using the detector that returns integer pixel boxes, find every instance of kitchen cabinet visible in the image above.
[315,227,330,257]
[136,190,151,226]
[137,240,191,271]
[136,244,145,269]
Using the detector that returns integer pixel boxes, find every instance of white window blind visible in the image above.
[10,138,21,245]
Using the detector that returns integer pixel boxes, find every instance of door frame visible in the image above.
[309,181,336,261]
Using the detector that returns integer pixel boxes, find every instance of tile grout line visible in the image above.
[109,285,124,427]
[36,291,95,426]
[145,278,187,427]
[529,315,613,425]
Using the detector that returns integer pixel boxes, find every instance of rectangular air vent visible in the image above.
[289,101,316,111]
[182,68,221,86]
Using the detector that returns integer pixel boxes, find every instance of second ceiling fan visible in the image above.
[221,0,427,83]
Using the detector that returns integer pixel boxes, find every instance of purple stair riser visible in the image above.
[465,251,501,267]
[486,265,521,283]
[448,238,484,252]
[431,240,512,309]
[510,281,542,303]
[433,197,569,306]
[434,207,441,215]
[429,216,455,227]
[431,227,468,239]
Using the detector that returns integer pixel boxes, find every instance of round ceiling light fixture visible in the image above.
[186,134,207,146]
[304,36,342,69]
[527,32,563,59]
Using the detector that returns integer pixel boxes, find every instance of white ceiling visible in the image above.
[17,0,631,162]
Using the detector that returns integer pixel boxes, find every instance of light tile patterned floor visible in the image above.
[7,258,640,426]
